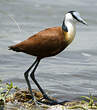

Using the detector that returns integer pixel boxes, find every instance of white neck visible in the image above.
[64,13,77,43]
[65,20,76,43]
[65,20,76,36]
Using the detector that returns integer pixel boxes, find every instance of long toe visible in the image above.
[58,100,70,105]
[38,97,70,105]
[44,99,69,105]
[38,99,59,105]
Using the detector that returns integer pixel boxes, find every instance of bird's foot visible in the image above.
[38,98,69,105]
[38,95,69,105]
[38,98,58,105]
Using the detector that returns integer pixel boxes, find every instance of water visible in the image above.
[0,0,97,108]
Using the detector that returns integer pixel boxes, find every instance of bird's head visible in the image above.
[65,11,87,25]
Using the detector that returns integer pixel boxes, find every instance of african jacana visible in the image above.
[9,11,87,105]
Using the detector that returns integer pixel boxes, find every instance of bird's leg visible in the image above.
[30,59,58,105]
[24,58,38,100]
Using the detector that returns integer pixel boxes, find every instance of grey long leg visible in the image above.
[24,58,38,99]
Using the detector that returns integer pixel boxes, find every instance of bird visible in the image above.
[8,11,87,105]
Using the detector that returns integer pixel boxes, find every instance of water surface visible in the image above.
[0,0,97,107]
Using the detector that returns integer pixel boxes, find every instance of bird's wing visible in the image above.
[9,26,66,57]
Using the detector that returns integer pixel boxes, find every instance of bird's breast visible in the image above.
[63,30,75,45]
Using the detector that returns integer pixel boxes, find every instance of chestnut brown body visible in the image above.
[9,26,69,59]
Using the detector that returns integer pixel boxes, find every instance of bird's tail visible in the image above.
[8,45,21,52]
